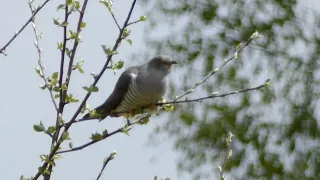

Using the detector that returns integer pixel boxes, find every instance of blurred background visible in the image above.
[139,0,320,179]
[0,0,319,180]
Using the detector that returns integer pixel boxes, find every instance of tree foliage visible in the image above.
[141,0,320,179]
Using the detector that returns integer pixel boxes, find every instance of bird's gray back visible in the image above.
[114,64,167,113]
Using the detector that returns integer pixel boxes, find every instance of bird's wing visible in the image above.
[83,66,139,119]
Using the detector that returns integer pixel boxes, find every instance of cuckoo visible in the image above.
[83,55,177,120]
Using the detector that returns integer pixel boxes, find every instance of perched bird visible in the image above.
[83,55,177,120]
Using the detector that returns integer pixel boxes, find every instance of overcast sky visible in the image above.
[0,0,320,180]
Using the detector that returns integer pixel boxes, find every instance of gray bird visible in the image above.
[83,55,177,120]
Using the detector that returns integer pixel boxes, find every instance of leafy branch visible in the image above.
[56,83,266,153]
[31,0,139,179]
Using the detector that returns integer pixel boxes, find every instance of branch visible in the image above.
[70,83,266,124]
[95,151,117,180]
[57,114,149,154]
[45,2,71,180]
[173,35,255,101]
[127,19,141,26]
[0,0,52,55]
[28,1,58,111]
[62,0,88,106]
[157,84,265,105]
[111,12,121,31]
[32,1,138,179]
[56,83,265,154]
[218,132,234,180]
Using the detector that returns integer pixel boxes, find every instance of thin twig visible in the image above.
[127,20,141,26]
[173,36,254,101]
[32,1,138,179]
[62,0,88,105]
[0,0,52,55]
[218,132,234,180]
[111,12,121,31]
[28,1,58,111]
[96,151,117,180]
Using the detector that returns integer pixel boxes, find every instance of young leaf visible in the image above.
[82,86,99,93]
[91,132,103,141]
[139,15,147,21]
[126,39,132,46]
[33,121,45,132]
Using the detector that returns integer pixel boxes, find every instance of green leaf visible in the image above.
[81,22,86,28]
[66,48,71,57]
[52,86,60,92]
[91,132,103,141]
[35,67,41,76]
[82,85,99,93]
[67,0,73,5]
[65,94,79,103]
[46,126,56,134]
[74,1,80,9]
[33,121,45,132]
[53,18,60,26]
[102,129,108,137]
[101,45,117,56]
[54,94,60,99]
[57,41,63,50]
[57,4,65,11]
[61,83,68,90]
[61,21,68,27]
[51,72,59,79]
[121,28,130,39]
[61,131,71,141]
[69,142,73,149]
[39,85,46,90]
[112,60,124,73]
[121,126,132,136]
[40,154,48,162]
[139,15,147,21]
[126,39,132,46]
[99,0,113,12]
[236,43,242,51]
[78,67,84,73]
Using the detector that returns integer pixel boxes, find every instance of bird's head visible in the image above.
[147,55,177,77]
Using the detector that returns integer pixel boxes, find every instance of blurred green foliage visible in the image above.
[141,0,320,179]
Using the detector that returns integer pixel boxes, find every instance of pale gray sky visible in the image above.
[0,0,180,180]
[1,0,320,180]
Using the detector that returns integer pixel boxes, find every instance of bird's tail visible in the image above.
[82,103,111,120]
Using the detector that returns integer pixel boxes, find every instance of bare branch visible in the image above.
[111,12,121,31]
[28,1,58,111]
[0,0,52,55]
[95,151,117,180]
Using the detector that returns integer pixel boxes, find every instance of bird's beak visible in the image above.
[170,61,177,65]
